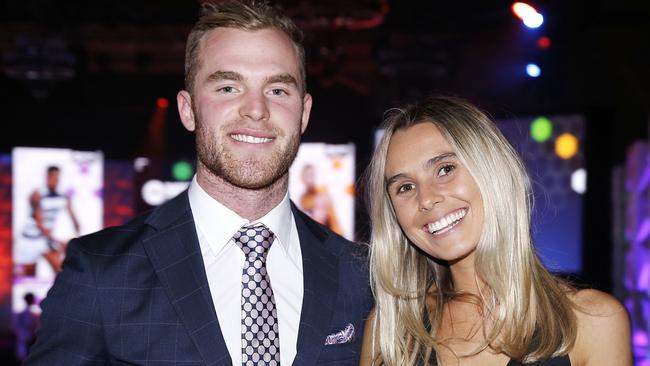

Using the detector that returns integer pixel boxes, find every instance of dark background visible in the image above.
[1,0,649,294]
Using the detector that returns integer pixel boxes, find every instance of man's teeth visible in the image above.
[231,134,272,144]
[427,209,467,234]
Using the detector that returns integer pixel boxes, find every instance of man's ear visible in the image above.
[300,93,313,134]
[177,90,196,131]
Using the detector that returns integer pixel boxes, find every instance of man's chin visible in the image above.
[227,172,287,190]
[199,140,298,190]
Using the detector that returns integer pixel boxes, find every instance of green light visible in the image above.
[530,116,553,142]
[172,161,193,181]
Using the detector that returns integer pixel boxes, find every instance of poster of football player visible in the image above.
[11,147,103,315]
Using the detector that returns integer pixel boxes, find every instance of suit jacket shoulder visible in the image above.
[23,192,229,365]
[291,204,374,366]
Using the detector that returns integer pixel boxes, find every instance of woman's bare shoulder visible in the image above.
[569,289,632,366]
[571,288,626,315]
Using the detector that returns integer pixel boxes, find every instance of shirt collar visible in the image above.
[188,176,293,256]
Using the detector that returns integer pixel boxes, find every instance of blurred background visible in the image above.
[1,0,649,364]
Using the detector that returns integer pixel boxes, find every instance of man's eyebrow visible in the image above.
[207,70,243,82]
[266,73,298,86]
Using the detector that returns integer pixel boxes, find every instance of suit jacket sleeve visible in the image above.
[23,238,109,365]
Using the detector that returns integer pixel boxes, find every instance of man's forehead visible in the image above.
[196,28,302,82]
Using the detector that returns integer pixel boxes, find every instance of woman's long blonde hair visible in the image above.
[366,96,577,365]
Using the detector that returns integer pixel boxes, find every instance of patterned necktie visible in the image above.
[232,224,281,366]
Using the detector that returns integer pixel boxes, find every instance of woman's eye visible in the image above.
[396,183,415,194]
[438,164,456,177]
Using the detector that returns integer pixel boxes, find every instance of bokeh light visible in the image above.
[172,160,193,181]
[555,133,578,159]
[156,97,169,109]
[526,63,541,77]
[571,168,586,194]
[537,36,551,49]
[530,116,553,142]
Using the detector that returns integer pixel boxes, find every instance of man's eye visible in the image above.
[270,88,287,96]
[218,86,235,93]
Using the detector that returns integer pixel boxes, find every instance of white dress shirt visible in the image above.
[188,177,304,366]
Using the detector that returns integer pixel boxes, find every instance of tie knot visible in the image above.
[233,223,275,259]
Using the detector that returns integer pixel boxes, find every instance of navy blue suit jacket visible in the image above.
[24,191,373,365]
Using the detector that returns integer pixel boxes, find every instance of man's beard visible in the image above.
[194,116,301,190]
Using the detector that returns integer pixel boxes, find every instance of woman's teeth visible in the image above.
[427,209,467,234]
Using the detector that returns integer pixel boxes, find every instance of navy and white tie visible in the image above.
[233,224,280,366]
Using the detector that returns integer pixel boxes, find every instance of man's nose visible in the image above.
[239,91,270,121]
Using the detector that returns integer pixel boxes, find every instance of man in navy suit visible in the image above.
[24,1,373,365]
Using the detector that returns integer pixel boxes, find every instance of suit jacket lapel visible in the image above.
[292,206,340,366]
[142,192,232,366]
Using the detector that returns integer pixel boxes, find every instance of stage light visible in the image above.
[537,36,551,49]
[512,2,537,19]
[571,168,586,194]
[142,179,188,206]
[634,218,650,245]
[134,157,150,172]
[142,179,166,206]
[157,97,169,109]
[523,12,544,28]
[512,2,544,29]
[530,116,552,142]
[172,160,193,181]
[555,133,578,159]
[633,330,648,349]
[526,63,541,77]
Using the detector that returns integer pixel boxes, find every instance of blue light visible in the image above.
[526,63,541,77]
[523,12,544,28]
